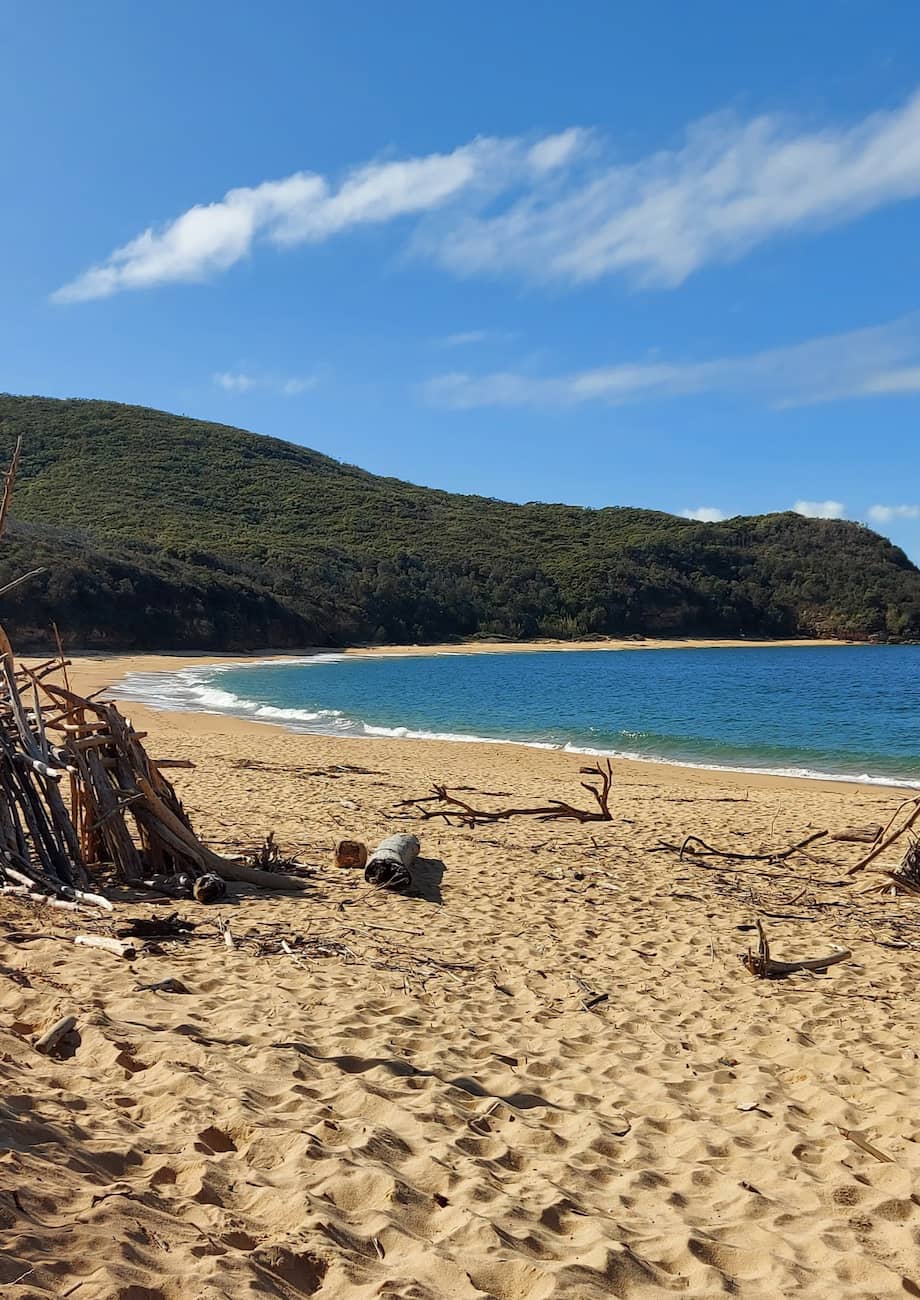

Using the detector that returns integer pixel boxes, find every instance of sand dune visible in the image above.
[1,655,919,1298]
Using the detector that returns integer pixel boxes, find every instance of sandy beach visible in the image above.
[2,652,919,1299]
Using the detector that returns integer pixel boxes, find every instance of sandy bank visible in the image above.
[1,651,918,1297]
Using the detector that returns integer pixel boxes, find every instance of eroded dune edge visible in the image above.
[2,655,919,1300]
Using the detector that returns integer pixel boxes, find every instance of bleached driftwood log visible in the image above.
[34,1014,77,1055]
[365,833,420,891]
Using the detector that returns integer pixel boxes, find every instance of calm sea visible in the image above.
[117,646,920,788]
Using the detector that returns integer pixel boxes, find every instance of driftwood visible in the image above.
[861,839,920,898]
[676,830,829,865]
[847,796,920,876]
[74,934,136,959]
[400,760,615,827]
[831,823,882,844]
[34,1014,77,1056]
[365,834,419,891]
[741,919,851,979]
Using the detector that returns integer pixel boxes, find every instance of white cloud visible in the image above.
[681,507,727,522]
[867,503,920,522]
[212,370,315,397]
[421,316,920,409]
[52,135,556,302]
[860,366,920,394]
[437,329,515,348]
[53,88,920,300]
[423,88,920,287]
[214,371,256,392]
[793,499,845,519]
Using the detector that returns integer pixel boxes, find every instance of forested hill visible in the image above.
[1,394,919,650]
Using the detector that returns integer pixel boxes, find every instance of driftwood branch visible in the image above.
[741,919,851,979]
[677,830,829,865]
[399,760,615,826]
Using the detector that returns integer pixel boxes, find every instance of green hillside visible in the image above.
[2,394,919,649]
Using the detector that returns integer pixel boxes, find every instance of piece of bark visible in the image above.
[334,839,368,870]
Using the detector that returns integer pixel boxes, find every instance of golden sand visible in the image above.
[1,652,918,1299]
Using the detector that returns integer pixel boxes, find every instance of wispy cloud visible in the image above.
[437,329,515,348]
[421,317,920,410]
[867,503,920,523]
[793,499,846,519]
[52,131,587,302]
[214,371,256,393]
[681,507,727,523]
[52,89,920,300]
[212,370,316,397]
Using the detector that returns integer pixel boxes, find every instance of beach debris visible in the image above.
[399,759,615,826]
[674,830,829,865]
[741,919,851,979]
[831,823,882,844]
[117,913,196,939]
[34,1013,78,1056]
[135,977,190,994]
[860,836,920,898]
[243,831,305,876]
[193,872,226,903]
[0,665,308,898]
[848,795,920,878]
[364,833,420,892]
[74,934,136,960]
[835,1125,894,1165]
[334,839,368,870]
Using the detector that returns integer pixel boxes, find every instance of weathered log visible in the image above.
[831,823,882,844]
[34,1014,77,1055]
[365,833,420,891]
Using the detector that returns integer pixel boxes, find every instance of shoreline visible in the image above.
[42,648,914,796]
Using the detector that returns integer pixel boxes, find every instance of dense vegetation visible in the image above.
[2,394,919,650]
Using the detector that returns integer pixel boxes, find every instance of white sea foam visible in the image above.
[113,661,920,791]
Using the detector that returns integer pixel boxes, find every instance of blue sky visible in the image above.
[4,2,920,559]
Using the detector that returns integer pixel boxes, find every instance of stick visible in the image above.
[34,1014,77,1055]
[0,435,22,538]
[680,830,828,864]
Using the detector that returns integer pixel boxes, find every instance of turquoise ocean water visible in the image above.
[116,645,920,788]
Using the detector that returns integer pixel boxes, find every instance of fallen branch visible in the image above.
[679,830,829,864]
[399,760,615,826]
[741,919,851,979]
